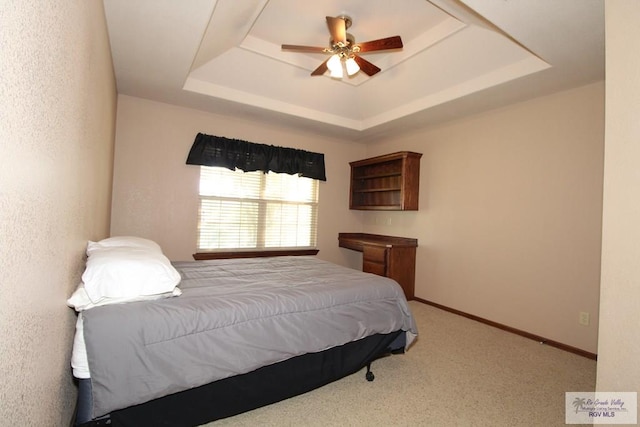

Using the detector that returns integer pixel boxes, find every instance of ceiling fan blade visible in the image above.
[282,44,328,53]
[326,16,346,44]
[311,58,329,76]
[356,36,403,53]
[353,55,381,76]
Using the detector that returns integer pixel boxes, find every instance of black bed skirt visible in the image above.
[76,330,405,427]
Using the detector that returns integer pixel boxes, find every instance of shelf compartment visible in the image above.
[353,187,401,193]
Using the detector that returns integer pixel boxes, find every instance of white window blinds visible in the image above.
[197,166,319,251]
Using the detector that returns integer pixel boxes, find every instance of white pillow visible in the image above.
[86,236,162,255]
[67,282,182,311]
[81,246,181,302]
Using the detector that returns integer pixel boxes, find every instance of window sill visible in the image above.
[193,249,319,260]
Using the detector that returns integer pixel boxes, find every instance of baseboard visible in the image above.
[413,297,597,361]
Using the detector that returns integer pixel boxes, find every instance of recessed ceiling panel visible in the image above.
[185,0,550,130]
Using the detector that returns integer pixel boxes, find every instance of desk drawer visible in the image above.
[363,260,386,276]
[363,245,387,263]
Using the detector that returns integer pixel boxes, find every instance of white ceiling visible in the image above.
[103,0,604,142]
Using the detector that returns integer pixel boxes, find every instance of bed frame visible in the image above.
[76,330,405,427]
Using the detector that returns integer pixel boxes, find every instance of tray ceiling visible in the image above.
[104,0,604,141]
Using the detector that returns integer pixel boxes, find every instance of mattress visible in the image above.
[73,256,418,419]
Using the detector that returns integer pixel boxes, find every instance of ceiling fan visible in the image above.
[281,15,403,78]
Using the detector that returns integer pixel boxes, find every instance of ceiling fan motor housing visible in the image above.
[339,15,352,29]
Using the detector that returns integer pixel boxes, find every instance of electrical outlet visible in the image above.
[579,312,590,326]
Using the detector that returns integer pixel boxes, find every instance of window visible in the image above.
[197,166,319,252]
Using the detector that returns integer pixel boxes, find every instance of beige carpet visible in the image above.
[204,301,596,426]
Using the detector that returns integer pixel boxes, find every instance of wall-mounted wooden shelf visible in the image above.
[349,151,422,210]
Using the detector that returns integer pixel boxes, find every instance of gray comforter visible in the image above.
[82,256,418,418]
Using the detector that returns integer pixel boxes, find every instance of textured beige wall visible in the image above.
[597,1,640,395]
[110,95,366,266]
[0,0,116,424]
[363,82,604,353]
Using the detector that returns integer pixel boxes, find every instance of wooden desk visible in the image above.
[338,233,418,300]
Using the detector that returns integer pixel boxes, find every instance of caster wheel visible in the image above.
[366,371,375,382]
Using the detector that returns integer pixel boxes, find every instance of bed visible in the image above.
[68,237,418,426]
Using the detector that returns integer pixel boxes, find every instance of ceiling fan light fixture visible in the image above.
[327,54,343,78]
[345,56,360,76]
[282,15,403,78]
[329,67,343,79]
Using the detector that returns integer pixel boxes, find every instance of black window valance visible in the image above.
[186,133,326,181]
